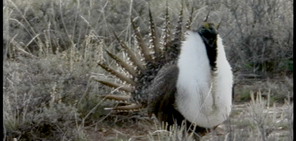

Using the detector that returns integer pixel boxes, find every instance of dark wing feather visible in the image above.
[145,62,211,138]
[144,62,186,126]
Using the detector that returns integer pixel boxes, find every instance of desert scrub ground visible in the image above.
[3,0,293,140]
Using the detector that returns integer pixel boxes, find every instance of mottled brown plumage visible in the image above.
[96,3,233,140]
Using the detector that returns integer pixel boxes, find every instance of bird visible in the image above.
[95,3,233,140]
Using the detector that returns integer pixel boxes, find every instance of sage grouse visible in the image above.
[96,4,233,140]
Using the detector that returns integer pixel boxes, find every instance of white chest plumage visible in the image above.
[176,31,233,128]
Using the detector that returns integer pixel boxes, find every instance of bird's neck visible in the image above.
[176,31,233,128]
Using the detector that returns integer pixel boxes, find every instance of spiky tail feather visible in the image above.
[97,3,193,112]
[104,49,137,78]
[130,17,152,62]
[163,3,184,62]
[148,6,161,60]
[112,30,144,71]
[160,1,171,58]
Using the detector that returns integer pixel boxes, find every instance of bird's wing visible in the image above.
[145,62,179,121]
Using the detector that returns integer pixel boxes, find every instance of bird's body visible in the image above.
[145,29,233,138]
[97,4,233,140]
[176,31,232,128]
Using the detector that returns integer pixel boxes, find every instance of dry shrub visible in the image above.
[220,0,293,77]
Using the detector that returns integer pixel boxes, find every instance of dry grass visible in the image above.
[3,0,293,140]
[85,91,293,141]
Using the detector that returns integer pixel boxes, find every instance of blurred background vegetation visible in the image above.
[3,0,293,140]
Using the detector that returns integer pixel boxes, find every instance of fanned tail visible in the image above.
[97,2,194,112]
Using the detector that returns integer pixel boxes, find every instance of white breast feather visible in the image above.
[176,31,233,128]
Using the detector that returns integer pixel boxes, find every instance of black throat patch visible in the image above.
[195,23,218,71]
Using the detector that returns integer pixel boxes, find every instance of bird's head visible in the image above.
[195,22,219,71]
[197,23,218,47]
